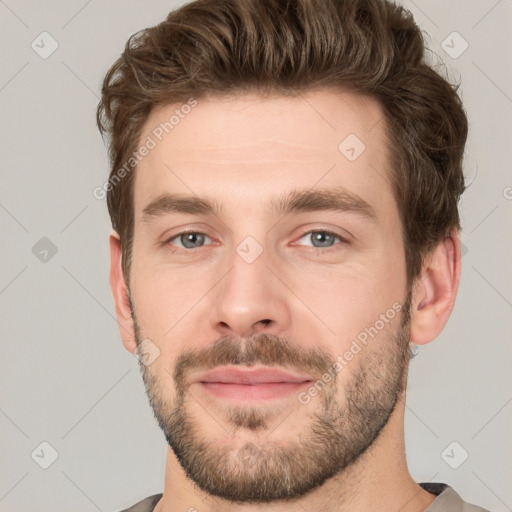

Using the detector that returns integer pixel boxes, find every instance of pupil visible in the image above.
[183,233,203,248]
[313,232,332,247]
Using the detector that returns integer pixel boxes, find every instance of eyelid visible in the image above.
[164,229,214,248]
[164,227,349,252]
[292,229,350,247]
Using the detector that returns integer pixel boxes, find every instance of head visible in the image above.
[97,0,467,504]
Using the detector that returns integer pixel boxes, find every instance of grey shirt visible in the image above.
[118,482,490,511]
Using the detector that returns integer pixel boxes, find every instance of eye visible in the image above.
[165,231,212,250]
[164,229,347,252]
[295,230,347,249]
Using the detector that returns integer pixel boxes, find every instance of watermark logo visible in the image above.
[441,441,469,469]
[338,133,366,162]
[32,237,58,263]
[237,442,261,469]
[31,32,59,59]
[31,441,59,469]
[441,32,469,59]
[134,338,161,366]
[236,236,264,264]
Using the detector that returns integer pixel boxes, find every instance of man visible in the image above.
[96,0,490,511]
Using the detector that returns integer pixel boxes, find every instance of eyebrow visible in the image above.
[141,186,377,224]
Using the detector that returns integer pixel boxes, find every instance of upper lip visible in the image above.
[191,366,313,385]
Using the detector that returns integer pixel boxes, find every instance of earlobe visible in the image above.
[109,231,138,353]
[409,230,461,345]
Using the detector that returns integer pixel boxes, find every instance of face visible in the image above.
[127,89,412,502]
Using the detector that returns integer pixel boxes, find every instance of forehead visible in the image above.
[132,89,395,222]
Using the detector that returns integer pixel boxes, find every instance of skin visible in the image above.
[109,89,461,512]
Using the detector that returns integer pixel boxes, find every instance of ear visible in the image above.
[109,231,137,353]
[409,229,461,345]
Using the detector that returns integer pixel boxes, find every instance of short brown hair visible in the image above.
[96,0,467,290]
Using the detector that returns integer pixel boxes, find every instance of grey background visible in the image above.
[1,0,511,511]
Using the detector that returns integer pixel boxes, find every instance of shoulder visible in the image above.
[420,482,491,512]
[116,493,163,512]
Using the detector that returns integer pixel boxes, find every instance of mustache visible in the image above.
[172,334,335,390]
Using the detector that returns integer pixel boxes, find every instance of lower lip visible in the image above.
[197,381,311,401]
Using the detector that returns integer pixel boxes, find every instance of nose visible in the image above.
[209,243,291,339]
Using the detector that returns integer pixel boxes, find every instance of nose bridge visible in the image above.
[210,235,289,337]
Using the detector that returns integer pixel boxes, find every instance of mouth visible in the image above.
[190,366,314,401]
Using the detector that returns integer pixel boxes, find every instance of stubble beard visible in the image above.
[132,295,412,503]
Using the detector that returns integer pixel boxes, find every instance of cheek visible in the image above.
[306,268,384,336]
[129,265,209,375]
[289,251,405,350]
[131,255,210,329]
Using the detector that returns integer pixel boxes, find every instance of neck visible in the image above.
[154,394,436,512]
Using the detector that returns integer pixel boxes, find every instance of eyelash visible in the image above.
[163,229,348,252]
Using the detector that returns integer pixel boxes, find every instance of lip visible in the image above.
[191,366,314,385]
[190,366,313,401]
